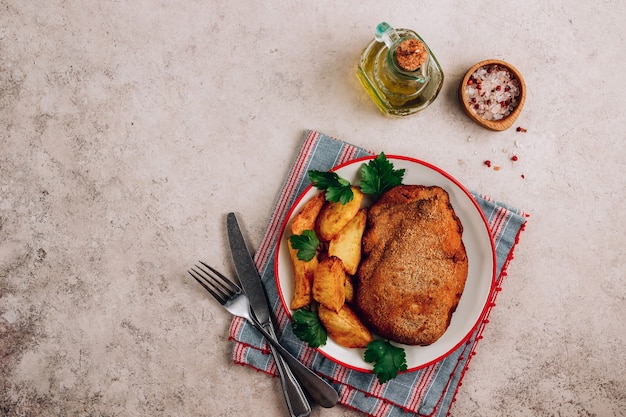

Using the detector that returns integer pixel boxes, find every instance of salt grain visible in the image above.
[465,64,520,121]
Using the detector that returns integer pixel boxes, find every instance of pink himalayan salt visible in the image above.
[465,64,520,121]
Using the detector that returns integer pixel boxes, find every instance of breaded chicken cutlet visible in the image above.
[355,185,468,346]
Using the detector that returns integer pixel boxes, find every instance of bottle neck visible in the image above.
[375,23,430,83]
[387,38,430,83]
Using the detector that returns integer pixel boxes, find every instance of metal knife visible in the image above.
[226,212,338,409]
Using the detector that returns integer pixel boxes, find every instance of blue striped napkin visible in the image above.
[228,130,527,416]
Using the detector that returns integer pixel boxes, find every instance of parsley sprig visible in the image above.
[289,230,319,262]
[360,153,405,199]
[364,339,408,383]
[291,308,327,348]
[308,170,354,204]
[309,153,405,204]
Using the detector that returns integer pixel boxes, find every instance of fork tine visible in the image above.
[189,261,242,305]
[198,261,242,296]
[188,267,229,305]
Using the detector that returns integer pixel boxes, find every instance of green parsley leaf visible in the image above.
[360,153,405,199]
[364,339,408,383]
[308,170,354,204]
[291,308,327,348]
[289,230,320,262]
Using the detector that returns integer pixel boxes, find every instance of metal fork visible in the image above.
[189,263,339,410]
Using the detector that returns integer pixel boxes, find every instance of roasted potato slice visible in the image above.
[312,256,345,313]
[318,304,373,348]
[344,274,355,304]
[288,241,318,310]
[291,192,325,235]
[328,208,367,275]
[316,187,364,241]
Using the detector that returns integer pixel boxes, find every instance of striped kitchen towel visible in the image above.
[228,130,528,417]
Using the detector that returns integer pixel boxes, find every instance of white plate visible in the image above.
[274,155,496,372]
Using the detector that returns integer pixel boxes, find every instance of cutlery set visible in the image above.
[188,212,339,416]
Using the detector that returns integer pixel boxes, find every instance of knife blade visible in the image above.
[226,212,273,324]
[226,212,338,408]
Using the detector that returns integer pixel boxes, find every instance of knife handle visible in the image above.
[262,322,312,417]
[254,319,339,408]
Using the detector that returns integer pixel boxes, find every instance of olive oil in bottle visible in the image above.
[357,22,443,117]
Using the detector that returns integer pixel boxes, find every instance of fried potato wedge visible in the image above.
[344,274,355,304]
[318,304,373,348]
[291,192,325,235]
[328,208,367,275]
[312,256,345,313]
[288,241,318,310]
[316,187,364,241]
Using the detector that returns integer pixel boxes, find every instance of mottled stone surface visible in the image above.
[1,1,625,416]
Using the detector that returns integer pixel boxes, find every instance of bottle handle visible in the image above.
[374,22,400,48]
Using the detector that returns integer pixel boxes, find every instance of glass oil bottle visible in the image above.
[357,22,444,117]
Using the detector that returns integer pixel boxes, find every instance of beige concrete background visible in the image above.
[1,1,625,416]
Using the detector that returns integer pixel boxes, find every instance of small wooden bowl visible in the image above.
[459,59,526,131]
